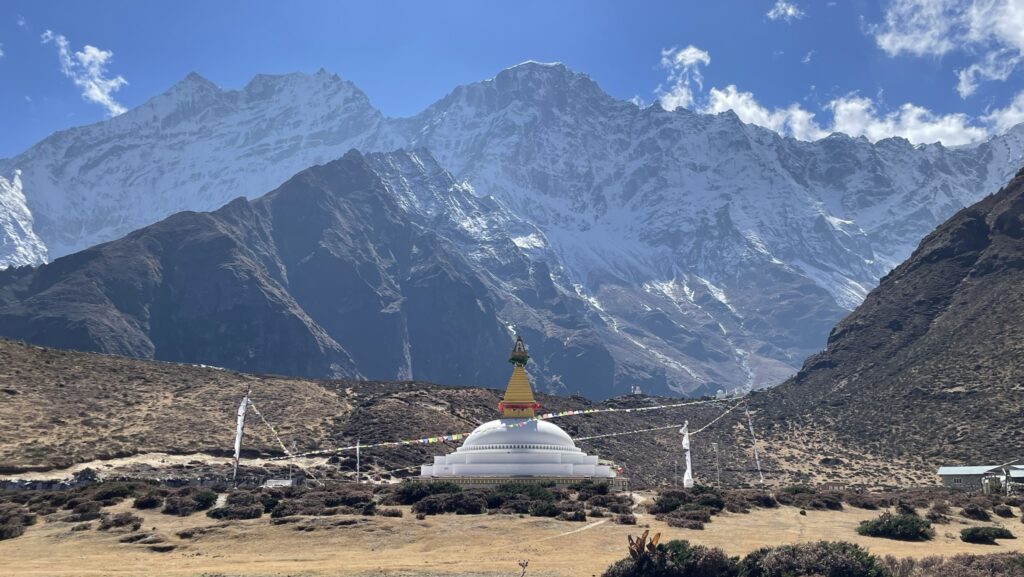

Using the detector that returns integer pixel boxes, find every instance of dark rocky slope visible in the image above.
[758,167,1024,466]
[0,150,511,386]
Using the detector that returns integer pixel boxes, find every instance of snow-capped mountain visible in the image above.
[0,170,47,268]
[1,62,1023,396]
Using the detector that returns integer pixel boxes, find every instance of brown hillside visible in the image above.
[758,167,1024,466]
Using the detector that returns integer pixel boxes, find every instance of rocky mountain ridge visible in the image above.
[2,62,1024,395]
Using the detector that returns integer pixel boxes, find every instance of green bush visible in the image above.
[571,480,611,502]
[856,512,934,541]
[161,496,198,517]
[961,527,1015,545]
[962,505,991,521]
[739,541,888,577]
[99,512,142,531]
[193,490,218,510]
[558,509,587,522]
[895,501,917,516]
[412,493,486,516]
[0,503,36,542]
[206,504,263,520]
[0,524,25,540]
[994,505,1015,518]
[391,481,462,505]
[529,500,561,518]
[602,539,738,577]
[879,552,1024,576]
[132,492,163,510]
[615,513,637,525]
[91,483,133,502]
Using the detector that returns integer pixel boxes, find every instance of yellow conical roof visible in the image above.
[498,336,539,418]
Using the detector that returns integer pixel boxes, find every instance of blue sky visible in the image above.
[1,0,1023,157]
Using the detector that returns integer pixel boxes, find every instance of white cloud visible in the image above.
[828,94,988,145]
[873,0,1024,97]
[0,43,4,59]
[703,85,828,140]
[657,45,711,110]
[956,48,1022,97]
[802,50,814,64]
[767,0,806,22]
[645,41,1023,145]
[16,15,26,28]
[983,91,1024,132]
[41,30,128,116]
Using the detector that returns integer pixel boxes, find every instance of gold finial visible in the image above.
[499,336,539,418]
[509,335,529,366]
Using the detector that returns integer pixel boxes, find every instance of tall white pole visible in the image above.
[356,438,361,484]
[681,421,694,488]
[745,406,765,485]
[232,389,251,485]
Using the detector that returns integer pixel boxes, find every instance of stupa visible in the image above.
[419,336,625,490]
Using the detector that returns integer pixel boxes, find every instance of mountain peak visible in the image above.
[170,71,220,93]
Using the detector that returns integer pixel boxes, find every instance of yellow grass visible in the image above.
[3,501,1021,577]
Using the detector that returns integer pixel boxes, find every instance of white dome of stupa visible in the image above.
[419,336,617,483]
[460,419,577,451]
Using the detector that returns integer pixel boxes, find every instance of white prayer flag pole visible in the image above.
[681,421,694,488]
[232,389,251,484]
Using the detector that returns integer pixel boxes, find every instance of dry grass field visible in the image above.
[3,496,1021,577]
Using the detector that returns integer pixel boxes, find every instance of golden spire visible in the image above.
[498,336,540,418]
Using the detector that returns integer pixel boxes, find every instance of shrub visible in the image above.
[92,483,133,502]
[961,527,1015,545]
[65,500,103,522]
[994,505,1015,518]
[412,493,486,516]
[99,512,142,531]
[615,513,637,525]
[133,492,163,510]
[377,508,402,518]
[649,487,724,515]
[0,524,26,540]
[193,490,218,510]
[571,480,610,502]
[602,539,738,577]
[749,492,779,509]
[664,508,712,524]
[962,505,991,521]
[857,512,934,541]
[558,510,587,522]
[73,501,102,514]
[739,541,888,577]
[259,491,280,513]
[529,501,561,518]
[880,552,1024,577]
[206,504,263,520]
[391,481,462,505]
[846,494,882,511]
[666,517,704,530]
[161,496,197,517]
[895,501,917,516]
